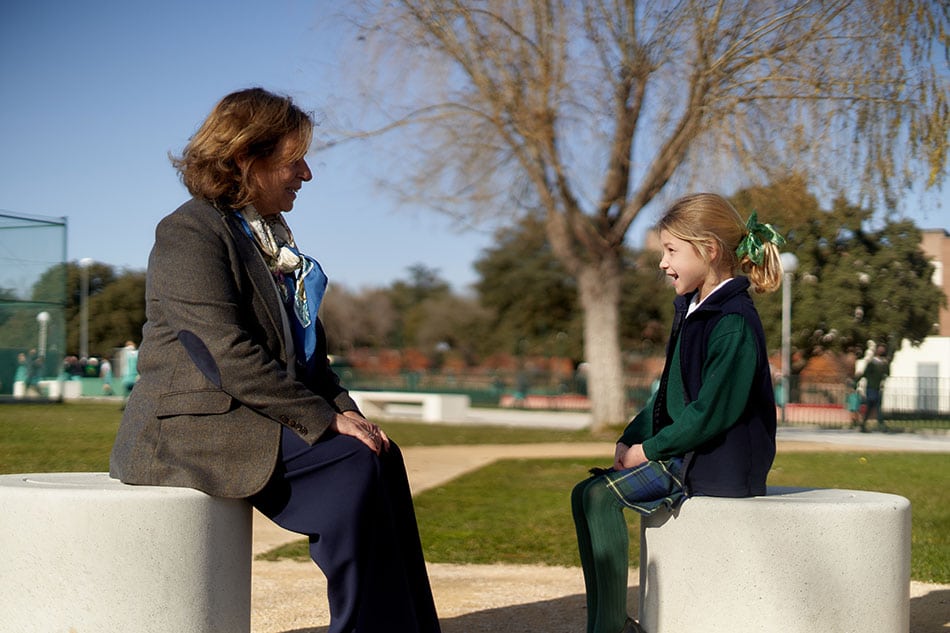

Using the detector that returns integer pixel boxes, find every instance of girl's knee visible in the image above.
[578,475,617,511]
[572,476,611,514]
[571,477,594,505]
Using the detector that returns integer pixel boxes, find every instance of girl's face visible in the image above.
[249,135,312,217]
[659,229,718,298]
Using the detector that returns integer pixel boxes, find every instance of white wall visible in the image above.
[884,336,950,413]
[890,337,949,376]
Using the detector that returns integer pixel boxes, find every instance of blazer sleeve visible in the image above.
[145,204,341,443]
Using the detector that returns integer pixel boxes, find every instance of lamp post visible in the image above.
[36,311,50,359]
[779,252,799,425]
[78,258,93,359]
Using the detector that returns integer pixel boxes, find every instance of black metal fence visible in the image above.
[781,375,950,430]
[336,366,950,430]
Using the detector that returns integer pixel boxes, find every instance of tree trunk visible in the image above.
[577,258,627,433]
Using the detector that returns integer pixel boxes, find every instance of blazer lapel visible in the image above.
[221,212,298,377]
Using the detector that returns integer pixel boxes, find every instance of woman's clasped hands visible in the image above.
[332,411,391,454]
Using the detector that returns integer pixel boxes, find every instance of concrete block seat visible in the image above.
[638,486,911,633]
[0,472,252,633]
[349,390,470,422]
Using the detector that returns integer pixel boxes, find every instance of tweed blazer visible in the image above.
[110,198,360,498]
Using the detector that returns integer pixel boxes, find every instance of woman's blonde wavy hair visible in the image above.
[170,87,313,210]
[656,193,783,294]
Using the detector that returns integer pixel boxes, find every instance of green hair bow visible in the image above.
[735,212,786,266]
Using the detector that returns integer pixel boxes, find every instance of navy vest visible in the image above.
[652,277,776,497]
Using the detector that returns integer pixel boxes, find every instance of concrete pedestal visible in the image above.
[349,391,471,422]
[639,486,911,633]
[0,472,252,633]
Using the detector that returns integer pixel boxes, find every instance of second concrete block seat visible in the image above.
[638,486,912,633]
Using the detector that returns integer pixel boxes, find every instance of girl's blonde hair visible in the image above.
[656,193,783,294]
[171,87,314,210]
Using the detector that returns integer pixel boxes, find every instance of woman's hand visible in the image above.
[331,411,390,454]
[613,442,648,470]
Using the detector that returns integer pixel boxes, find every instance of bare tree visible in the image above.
[412,293,494,360]
[332,0,948,428]
[321,286,397,353]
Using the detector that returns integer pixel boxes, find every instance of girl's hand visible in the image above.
[614,442,648,470]
[612,442,629,470]
[331,411,390,454]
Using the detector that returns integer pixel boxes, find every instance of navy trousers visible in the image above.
[251,427,441,633]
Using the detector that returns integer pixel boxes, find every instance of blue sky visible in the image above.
[0,0,502,293]
[1,1,947,295]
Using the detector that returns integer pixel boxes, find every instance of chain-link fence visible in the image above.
[0,211,67,399]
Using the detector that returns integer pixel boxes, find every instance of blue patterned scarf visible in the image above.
[236,207,328,373]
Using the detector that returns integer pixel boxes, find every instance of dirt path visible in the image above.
[250,439,950,633]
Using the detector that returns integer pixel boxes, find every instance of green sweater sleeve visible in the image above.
[641,314,759,460]
[618,391,656,446]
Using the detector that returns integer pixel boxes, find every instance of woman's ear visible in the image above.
[236,154,260,191]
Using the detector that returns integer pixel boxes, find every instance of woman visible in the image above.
[110,87,441,633]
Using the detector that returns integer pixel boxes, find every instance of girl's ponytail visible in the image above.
[736,213,785,293]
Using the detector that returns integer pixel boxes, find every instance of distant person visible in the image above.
[572,194,783,633]
[845,378,863,429]
[773,370,786,408]
[855,344,889,432]
[109,87,440,633]
[63,355,82,380]
[26,349,43,396]
[100,356,114,395]
[12,352,28,398]
[514,370,529,407]
[120,341,138,396]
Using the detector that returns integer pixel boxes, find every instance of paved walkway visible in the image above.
[250,412,950,633]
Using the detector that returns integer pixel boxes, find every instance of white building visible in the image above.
[883,337,950,414]
[874,229,950,415]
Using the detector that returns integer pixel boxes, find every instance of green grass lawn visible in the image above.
[3,402,947,583]
[0,402,122,472]
[0,401,595,473]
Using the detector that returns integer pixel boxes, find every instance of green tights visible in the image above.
[571,475,632,633]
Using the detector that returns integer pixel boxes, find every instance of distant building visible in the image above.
[920,229,950,337]
[884,228,950,414]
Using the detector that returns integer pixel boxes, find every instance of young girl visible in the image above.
[571,193,785,633]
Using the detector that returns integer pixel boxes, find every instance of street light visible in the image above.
[779,252,799,424]
[36,311,50,358]
[79,258,93,359]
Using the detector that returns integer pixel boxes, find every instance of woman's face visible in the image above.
[250,135,312,217]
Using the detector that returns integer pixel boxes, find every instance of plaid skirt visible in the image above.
[596,457,685,515]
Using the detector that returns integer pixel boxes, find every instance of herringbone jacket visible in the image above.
[110,198,359,498]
